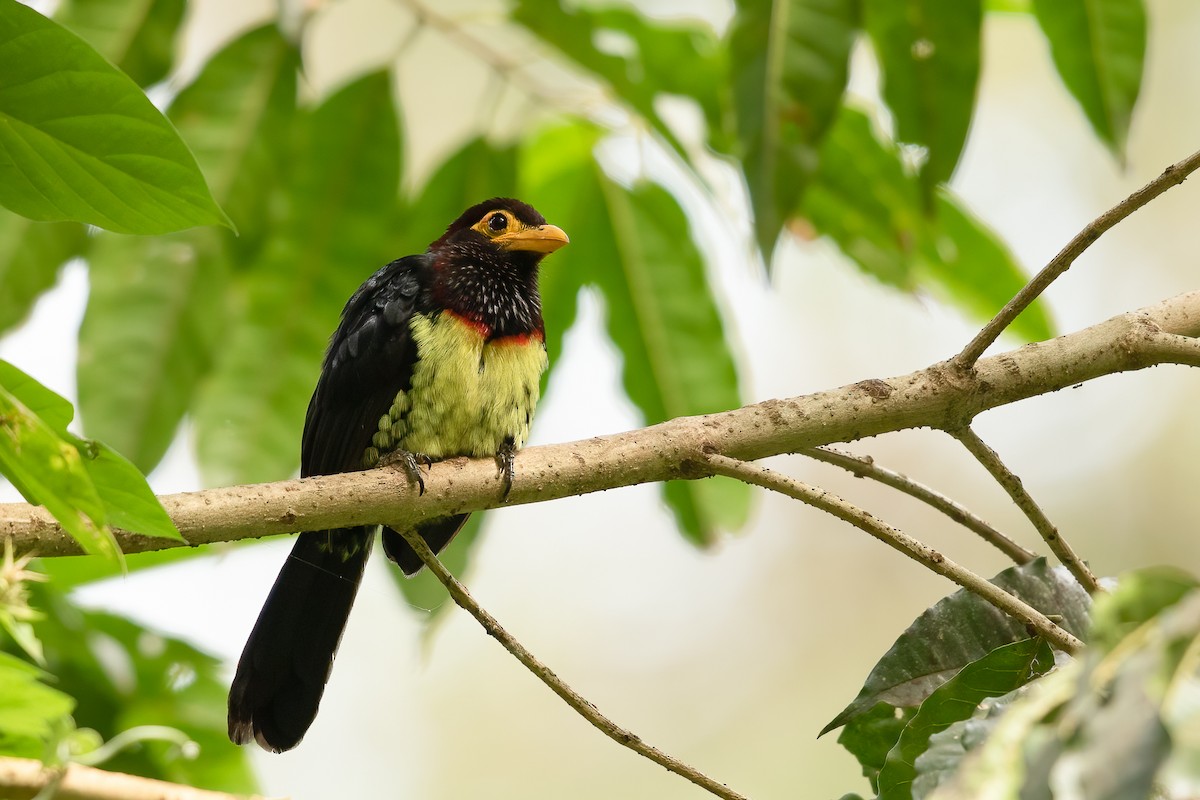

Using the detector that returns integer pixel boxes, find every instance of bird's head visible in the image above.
[429,198,569,269]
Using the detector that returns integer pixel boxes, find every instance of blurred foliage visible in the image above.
[0,0,1171,795]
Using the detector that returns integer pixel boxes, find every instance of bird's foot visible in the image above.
[495,439,517,501]
[383,449,433,495]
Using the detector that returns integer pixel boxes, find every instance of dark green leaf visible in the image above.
[0,377,120,563]
[55,0,186,87]
[78,232,228,473]
[0,0,230,233]
[0,211,85,336]
[876,638,1054,799]
[1032,0,1146,157]
[864,0,982,196]
[912,686,1024,799]
[195,71,401,485]
[920,192,1053,342]
[823,559,1090,735]
[68,436,181,540]
[838,702,916,793]
[168,24,299,253]
[730,0,857,256]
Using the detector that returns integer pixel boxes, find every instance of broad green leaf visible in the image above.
[803,106,1052,340]
[0,651,73,745]
[78,232,228,473]
[55,0,186,87]
[510,0,720,160]
[195,71,401,485]
[876,637,1054,799]
[730,0,857,257]
[913,692,1015,799]
[863,0,982,196]
[1032,0,1146,157]
[0,211,85,336]
[986,0,1030,11]
[519,121,747,541]
[30,585,257,793]
[0,0,229,233]
[838,702,916,793]
[168,24,298,254]
[921,192,1053,342]
[68,436,181,540]
[0,378,120,563]
[823,559,1090,734]
[0,358,74,432]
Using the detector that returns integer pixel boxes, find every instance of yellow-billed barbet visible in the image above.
[227,199,568,751]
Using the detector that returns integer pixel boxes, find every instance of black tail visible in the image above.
[381,514,470,575]
[228,527,373,752]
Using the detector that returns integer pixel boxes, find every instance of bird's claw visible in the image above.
[397,450,432,495]
[495,441,517,501]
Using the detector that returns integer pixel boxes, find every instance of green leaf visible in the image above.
[78,232,228,474]
[863,0,982,196]
[0,358,74,433]
[1087,566,1198,652]
[839,702,916,793]
[195,71,401,485]
[510,0,720,160]
[876,637,1055,799]
[0,0,230,233]
[921,192,1053,342]
[803,106,1052,340]
[823,559,1090,735]
[30,586,258,793]
[55,0,186,87]
[168,24,298,252]
[0,377,120,564]
[0,651,73,745]
[730,0,857,256]
[0,211,86,336]
[1032,0,1146,157]
[69,436,181,540]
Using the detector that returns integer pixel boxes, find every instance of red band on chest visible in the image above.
[490,329,545,346]
[444,310,492,338]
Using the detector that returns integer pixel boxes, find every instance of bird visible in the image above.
[227,198,568,752]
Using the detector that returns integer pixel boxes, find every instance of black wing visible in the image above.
[301,255,429,477]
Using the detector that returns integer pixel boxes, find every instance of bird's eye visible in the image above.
[487,212,509,232]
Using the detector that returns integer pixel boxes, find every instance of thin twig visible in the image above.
[955,148,1200,367]
[705,454,1084,654]
[950,427,1100,594]
[1143,331,1200,366]
[803,447,1035,565]
[395,528,750,800]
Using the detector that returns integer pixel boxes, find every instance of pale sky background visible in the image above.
[3,0,1200,797]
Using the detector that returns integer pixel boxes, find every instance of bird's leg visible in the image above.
[382,449,433,496]
[495,437,517,501]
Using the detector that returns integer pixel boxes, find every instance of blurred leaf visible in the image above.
[31,586,257,793]
[68,436,181,541]
[730,0,857,257]
[1087,566,1197,652]
[986,0,1030,10]
[823,559,1090,735]
[0,0,230,233]
[0,374,120,564]
[920,192,1053,342]
[876,637,1054,799]
[839,702,916,793]
[913,689,1016,799]
[0,212,86,336]
[1032,0,1146,157]
[196,71,401,485]
[388,515,485,617]
[0,651,73,749]
[78,233,228,474]
[863,0,982,197]
[55,0,185,87]
[168,24,299,256]
[803,106,1052,339]
[510,0,720,160]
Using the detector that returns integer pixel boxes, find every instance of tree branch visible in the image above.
[395,528,749,800]
[704,455,1083,654]
[950,427,1100,594]
[954,147,1200,367]
[802,446,1035,564]
[0,757,263,800]
[2,291,1198,558]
